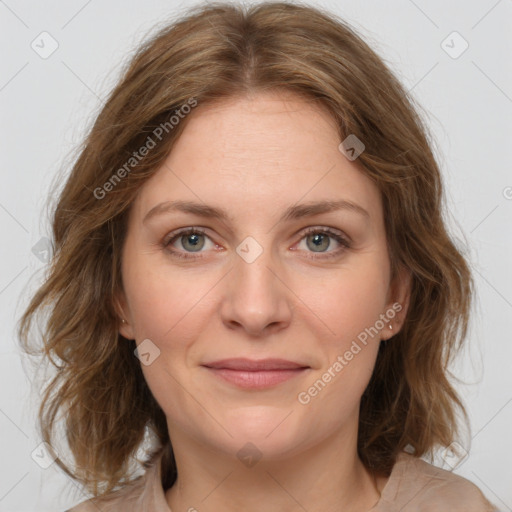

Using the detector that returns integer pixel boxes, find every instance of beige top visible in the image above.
[67,451,499,511]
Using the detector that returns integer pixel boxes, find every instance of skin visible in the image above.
[117,90,411,512]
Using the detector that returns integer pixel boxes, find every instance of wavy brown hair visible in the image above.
[18,0,473,497]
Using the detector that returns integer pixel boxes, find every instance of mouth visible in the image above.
[201,358,310,389]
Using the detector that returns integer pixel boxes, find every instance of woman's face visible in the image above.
[118,91,409,461]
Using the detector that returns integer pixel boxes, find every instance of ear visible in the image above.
[381,265,412,341]
[113,291,136,340]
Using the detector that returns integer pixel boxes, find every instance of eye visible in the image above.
[295,227,351,259]
[163,228,217,259]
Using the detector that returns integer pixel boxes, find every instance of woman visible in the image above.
[18,1,498,510]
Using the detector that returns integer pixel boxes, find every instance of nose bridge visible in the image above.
[220,235,292,335]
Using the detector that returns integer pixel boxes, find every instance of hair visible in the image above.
[18,0,473,498]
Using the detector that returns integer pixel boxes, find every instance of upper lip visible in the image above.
[202,358,309,371]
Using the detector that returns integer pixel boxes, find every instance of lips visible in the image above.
[201,358,311,389]
[201,358,309,371]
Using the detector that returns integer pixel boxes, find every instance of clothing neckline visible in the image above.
[368,452,410,509]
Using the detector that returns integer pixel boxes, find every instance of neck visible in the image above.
[164,422,383,512]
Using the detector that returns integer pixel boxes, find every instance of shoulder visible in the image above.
[65,473,148,512]
[65,448,169,512]
[379,452,499,511]
[65,502,99,512]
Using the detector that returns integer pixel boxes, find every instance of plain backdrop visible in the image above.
[0,0,511,510]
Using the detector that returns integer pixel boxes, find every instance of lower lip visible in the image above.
[204,367,309,389]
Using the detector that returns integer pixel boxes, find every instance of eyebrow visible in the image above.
[143,198,370,225]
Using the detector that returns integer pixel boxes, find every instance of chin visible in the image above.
[212,407,310,460]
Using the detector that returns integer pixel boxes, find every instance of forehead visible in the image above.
[132,91,382,224]
[174,91,342,169]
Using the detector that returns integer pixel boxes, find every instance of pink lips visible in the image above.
[202,358,310,389]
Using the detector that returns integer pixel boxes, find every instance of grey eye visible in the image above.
[180,232,205,252]
[306,233,331,252]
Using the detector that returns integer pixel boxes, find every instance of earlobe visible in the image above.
[118,317,135,340]
[383,265,412,340]
[114,294,135,339]
[396,266,412,320]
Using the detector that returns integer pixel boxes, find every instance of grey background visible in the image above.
[0,0,511,510]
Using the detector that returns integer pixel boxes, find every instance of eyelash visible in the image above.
[163,226,351,261]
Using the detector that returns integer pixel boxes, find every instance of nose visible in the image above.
[219,244,293,337]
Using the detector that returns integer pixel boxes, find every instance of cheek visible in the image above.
[295,253,389,410]
[295,265,387,427]
[124,253,216,343]
[125,262,216,421]
[305,257,390,345]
